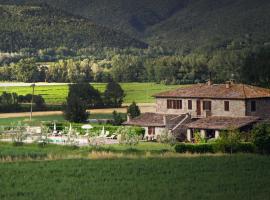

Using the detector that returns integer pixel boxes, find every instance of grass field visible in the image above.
[0,154,269,200]
[0,83,181,104]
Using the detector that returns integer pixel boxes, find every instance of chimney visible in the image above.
[225,81,233,89]
[207,80,213,86]
[207,71,213,86]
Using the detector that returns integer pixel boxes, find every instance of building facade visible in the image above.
[124,82,270,142]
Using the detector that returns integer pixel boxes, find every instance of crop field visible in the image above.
[0,154,269,200]
[0,83,181,104]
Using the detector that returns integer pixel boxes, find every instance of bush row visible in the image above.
[175,143,255,154]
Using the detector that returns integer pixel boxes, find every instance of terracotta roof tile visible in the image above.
[154,83,270,99]
[123,113,186,128]
[186,116,260,130]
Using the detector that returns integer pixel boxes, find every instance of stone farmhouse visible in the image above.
[124,81,270,142]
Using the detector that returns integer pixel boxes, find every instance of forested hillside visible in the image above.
[2,0,269,52]
[0,4,147,52]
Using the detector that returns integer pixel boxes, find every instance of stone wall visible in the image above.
[156,98,246,117]
[246,98,270,119]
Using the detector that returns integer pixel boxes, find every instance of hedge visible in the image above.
[175,143,255,154]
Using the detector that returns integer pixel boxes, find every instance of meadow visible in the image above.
[0,83,181,104]
[0,154,269,200]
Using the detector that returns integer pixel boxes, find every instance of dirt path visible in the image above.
[0,104,156,119]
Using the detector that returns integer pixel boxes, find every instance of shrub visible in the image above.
[175,143,187,153]
[116,127,140,146]
[158,129,176,146]
[252,123,270,154]
[175,143,254,154]
[112,111,125,126]
[237,143,255,153]
[127,101,141,118]
[215,129,241,154]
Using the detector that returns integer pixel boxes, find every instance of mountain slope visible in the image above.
[0,0,188,37]
[145,0,270,51]
[1,0,270,51]
[0,4,147,52]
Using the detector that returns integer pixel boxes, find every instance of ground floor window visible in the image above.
[148,127,155,135]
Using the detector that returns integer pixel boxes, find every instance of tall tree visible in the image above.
[68,83,102,108]
[103,80,125,107]
[240,46,270,87]
[127,101,141,118]
[12,58,39,82]
[63,84,89,123]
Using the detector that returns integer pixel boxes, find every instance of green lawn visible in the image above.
[0,154,269,200]
[0,113,126,126]
[0,83,181,104]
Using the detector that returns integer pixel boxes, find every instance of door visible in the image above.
[148,127,155,135]
[196,100,201,116]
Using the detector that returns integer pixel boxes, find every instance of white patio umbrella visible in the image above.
[53,122,57,134]
[81,124,93,135]
[100,126,105,136]
[68,123,72,136]
[81,124,93,130]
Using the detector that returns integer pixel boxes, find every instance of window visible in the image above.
[167,100,173,109]
[167,99,182,109]
[251,101,256,112]
[224,101,230,111]
[188,100,192,110]
[177,100,182,109]
[173,100,178,109]
[203,101,212,111]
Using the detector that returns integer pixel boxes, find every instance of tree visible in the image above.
[12,58,39,82]
[252,123,270,154]
[0,92,20,112]
[216,128,241,154]
[240,46,270,87]
[103,80,125,107]
[63,84,89,123]
[68,83,102,108]
[112,111,125,126]
[127,101,141,118]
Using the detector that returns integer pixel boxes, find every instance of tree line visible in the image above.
[0,45,270,87]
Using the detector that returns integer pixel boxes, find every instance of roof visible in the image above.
[154,83,270,100]
[186,116,260,130]
[123,113,186,128]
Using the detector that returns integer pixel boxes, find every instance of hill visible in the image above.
[0,4,147,52]
[5,0,269,52]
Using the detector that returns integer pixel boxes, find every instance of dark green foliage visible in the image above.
[215,129,242,154]
[175,143,216,154]
[240,46,270,87]
[112,111,125,126]
[63,84,89,123]
[127,101,141,119]
[0,4,147,52]
[252,123,270,154]
[12,58,39,82]
[175,143,255,154]
[6,0,270,52]
[18,94,46,110]
[103,80,125,108]
[68,83,102,108]
[0,92,20,112]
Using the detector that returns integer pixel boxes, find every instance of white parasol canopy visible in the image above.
[81,124,93,129]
